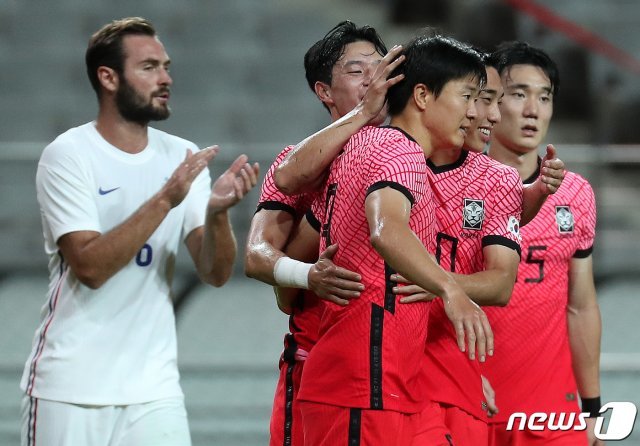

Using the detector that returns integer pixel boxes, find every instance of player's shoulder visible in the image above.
[362,126,422,158]
[562,170,591,187]
[40,122,95,166]
[468,151,521,184]
[557,170,594,198]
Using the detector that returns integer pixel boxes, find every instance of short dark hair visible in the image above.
[490,41,559,97]
[482,51,500,71]
[304,20,387,100]
[387,34,486,116]
[85,17,156,97]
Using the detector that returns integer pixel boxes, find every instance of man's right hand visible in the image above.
[161,146,218,208]
[308,244,364,306]
[361,45,405,123]
[442,286,493,362]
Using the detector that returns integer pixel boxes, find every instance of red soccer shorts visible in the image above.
[299,401,423,446]
[269,359,305,446]
[411,400,455,446]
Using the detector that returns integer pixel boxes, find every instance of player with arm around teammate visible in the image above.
[244,21,405,446]
[295,34,492,446]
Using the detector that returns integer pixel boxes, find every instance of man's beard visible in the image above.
[115,77,171,124]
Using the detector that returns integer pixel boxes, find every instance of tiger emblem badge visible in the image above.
[463,199,485,230]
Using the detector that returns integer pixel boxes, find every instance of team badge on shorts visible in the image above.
[463,199,485,230]
[555,206,574,234]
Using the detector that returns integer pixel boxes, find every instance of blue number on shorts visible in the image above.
[136,243,153,267]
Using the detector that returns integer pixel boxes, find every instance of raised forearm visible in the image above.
[521,183,547,227]
[196,210,236,287]
[274,104,371,195]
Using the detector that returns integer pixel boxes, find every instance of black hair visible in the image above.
[387,34,486,116]
[490,41,559,97]
[304,21,387,111]
[85,17,156,97]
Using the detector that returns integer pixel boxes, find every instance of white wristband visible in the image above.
[273,257,312,289]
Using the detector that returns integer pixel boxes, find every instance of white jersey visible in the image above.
[20,122,211,405]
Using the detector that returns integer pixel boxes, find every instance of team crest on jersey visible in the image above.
[507,216,522,241]
[555,206,574,234]
[463,199,485,230]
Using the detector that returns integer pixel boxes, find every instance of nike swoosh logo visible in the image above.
[98,187,120,195]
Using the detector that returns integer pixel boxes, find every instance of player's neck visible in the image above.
[96,104,149,154]
[487,139,539,180]
[429,148,463,166]
[389,114,433,158]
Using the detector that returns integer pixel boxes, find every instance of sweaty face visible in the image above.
[424,75,479,151]
[323,40,385,123]
[492,64,553,154]
[465,66,503,152]
[116,35,172,124]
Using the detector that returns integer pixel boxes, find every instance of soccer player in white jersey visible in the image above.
[20,17,259,446]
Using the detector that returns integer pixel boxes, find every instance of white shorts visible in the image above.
[21,394,191,446]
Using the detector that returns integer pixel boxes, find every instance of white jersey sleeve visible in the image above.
[36,141,101,249]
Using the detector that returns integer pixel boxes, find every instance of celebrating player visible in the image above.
[393,51,523,445]
[245,21,404,446]
[483,41,602,446]
[292,34,492,445]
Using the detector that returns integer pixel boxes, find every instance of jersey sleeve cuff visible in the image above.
[573,246,593,258]
[305,210,321,233]
[366,181,415,206]
[481,235,522,258]
[255,201,297,217]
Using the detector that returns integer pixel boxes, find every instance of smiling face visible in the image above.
[465,66,503,152]
[424,75,479,151]
[115,34,173,123]
[492,64,553,155]
[318,40,385,124]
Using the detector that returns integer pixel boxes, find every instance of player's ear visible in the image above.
[97,66,119,94]
[412,83,432,111]
[314,81,333,105]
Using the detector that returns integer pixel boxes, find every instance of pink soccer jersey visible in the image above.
[423,150,523,421]
[298,126,436,414]
[257,145,315,220]
[482,169,596,423]
[258,146,323,446]
[256,145,322,353]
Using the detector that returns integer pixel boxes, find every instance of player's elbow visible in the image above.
[369,232,391,258]
[369,223,393,254]
[493,277,516,307]
[73,266,107,290]
[493,289,512,307]
[244,249,259,279]
[200,267,232,288]
[273,164,297,196]
[202,273,230,288]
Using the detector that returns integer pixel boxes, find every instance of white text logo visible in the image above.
[506,402,637,441]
